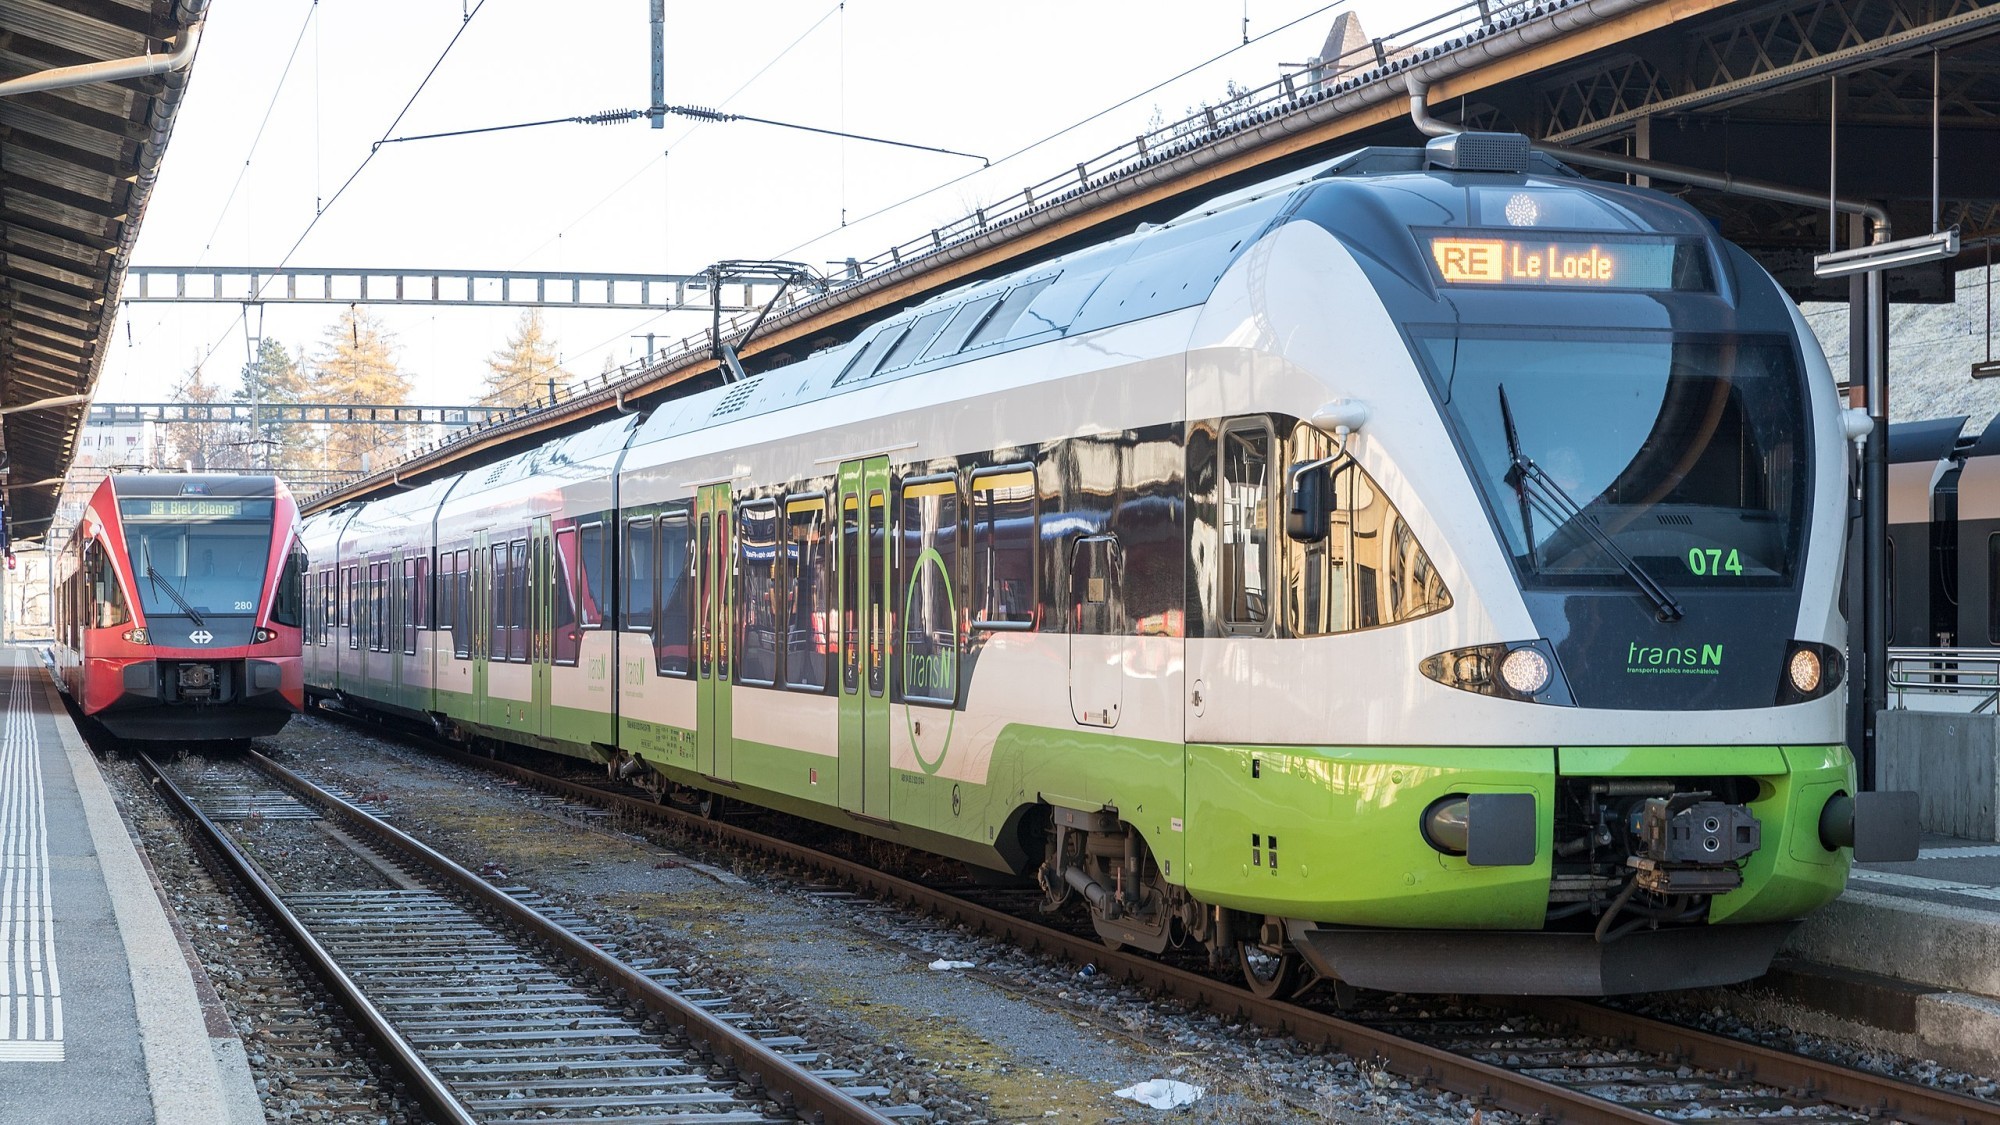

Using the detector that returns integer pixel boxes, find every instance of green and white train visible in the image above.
[302,132,1912,996]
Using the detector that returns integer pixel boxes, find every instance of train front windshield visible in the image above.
[1421,331,1808,590]
[118,497,275,617]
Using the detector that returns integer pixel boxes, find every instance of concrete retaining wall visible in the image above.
[1878,709,2000,841]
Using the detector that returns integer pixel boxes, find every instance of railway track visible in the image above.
[328,722,1999,1125]
[136,749,913,1125]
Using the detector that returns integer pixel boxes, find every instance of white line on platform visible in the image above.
[0,664,61,1061]
[1850,867,2000,903]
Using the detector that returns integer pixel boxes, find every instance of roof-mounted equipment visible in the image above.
[1424,131,1532,174]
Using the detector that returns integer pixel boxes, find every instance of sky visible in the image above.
[102,0,1444,416]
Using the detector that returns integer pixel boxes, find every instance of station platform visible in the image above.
[0,646,260,1124]
[1765,835,2000,1072]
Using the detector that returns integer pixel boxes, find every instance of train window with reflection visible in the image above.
[578,521,606,628]
[1220,421,1274,634]
[508,539,529,663]
[738,501,780,686]
[438,553,456,650]
[401,558,420,655]
[971,466,1036,628]
[784,495,830,691]
[488,546,507,657]
[275,544,305,629]
[624,517,655,632]
[369,561,387,652]
[656,509,693,677]
[899,476,960,705]
[1284,454,1453,636]
[84,539,131,629]
[453,549,474,658]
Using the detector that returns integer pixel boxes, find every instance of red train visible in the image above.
[52,474,307,740]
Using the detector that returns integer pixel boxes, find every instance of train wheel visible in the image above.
[696,791,727,821]
[1238,939,1300,1000]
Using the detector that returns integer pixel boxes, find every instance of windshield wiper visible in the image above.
[141,541,206,627]
[1497,385,1684,623]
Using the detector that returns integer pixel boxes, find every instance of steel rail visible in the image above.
[1513,997,2000,1125]
[244,750,894,1125]
[396,739,1654,1123]
[134,751,478,1125]
[395,733,2000,1125]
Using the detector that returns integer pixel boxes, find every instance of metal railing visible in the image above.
[307,0,1596,503]
[1888,646,2000,712]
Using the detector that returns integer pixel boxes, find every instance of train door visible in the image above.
[837,457,891,816]
[531,515,554,736]
[1069,535,1124,727]
[695,484,734,781]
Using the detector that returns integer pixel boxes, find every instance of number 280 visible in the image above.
[1686,548,1743,577]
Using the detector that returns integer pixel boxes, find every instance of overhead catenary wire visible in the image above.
[184,0,492,389]
[194,0,319,265]
[771,0,1344,260]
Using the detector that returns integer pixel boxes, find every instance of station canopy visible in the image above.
[0,0,202,544]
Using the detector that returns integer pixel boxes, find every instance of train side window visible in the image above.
[970,466,1036,629]
[452,549,473,658]
[737,500,780,687]
[783,495,830,692]
[372,561,389,652]
[1887,538,1897,641]
[489,545,507,657]
[578,521,606,629]
[554,526,581,667]
[1220,420,1274,634]
[657,509,693,677]
[275,544,305,629]
[899,475,960,705]
[401,557,419,655]
[439,552,456,649]
[867,490,887,697]
[84,539,131,629]
[1286,450,1452,637]
[320,568,334,646]
[623,516,655,632]
[509,538,529,663]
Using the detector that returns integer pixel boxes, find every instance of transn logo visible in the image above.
[1626,642,1723,676]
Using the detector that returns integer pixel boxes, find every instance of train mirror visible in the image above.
[1286,461,1332,542]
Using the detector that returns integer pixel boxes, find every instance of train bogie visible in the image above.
[302,133,1914,996]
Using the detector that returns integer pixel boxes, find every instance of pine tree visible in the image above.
[311,307,413,475]
[235,337,310,468]
[481,309,569,408]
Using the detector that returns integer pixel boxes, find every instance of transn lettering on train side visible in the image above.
[1432,238,1619,286]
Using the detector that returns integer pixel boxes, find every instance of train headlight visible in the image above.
[1777,641,1842,704]
[1787,648,1822,694]
[253,627,277,643]
[1500,648,1551,694]
[122,628,150,645]
[1420,640,1571,705]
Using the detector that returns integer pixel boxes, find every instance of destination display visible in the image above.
[1428,234,1696,291]
[118,498,273,520]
